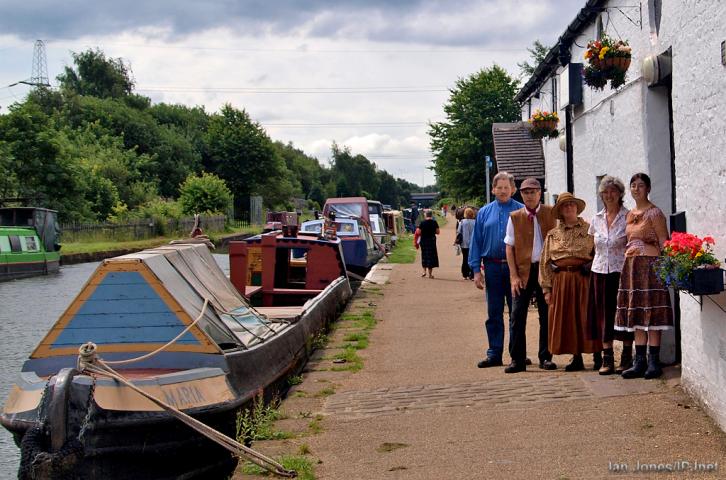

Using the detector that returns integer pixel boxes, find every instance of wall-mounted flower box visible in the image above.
[685,267,725,296]
[656,232,724,295]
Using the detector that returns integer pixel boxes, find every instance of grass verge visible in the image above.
[241,455,316,479]
[387,233,416,264]
[60,225,258,255]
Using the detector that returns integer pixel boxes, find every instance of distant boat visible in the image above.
[0,207,61,281]
[300,218,384,275]
[382,210,405,246]
[1,242,351,479]
[323,197,392,251]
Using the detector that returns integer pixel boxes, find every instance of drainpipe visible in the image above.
[565,105,575,193]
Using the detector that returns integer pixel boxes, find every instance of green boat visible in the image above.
[0,207,61,281]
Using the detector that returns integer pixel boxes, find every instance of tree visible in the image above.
[178,172,232,215]
[429,65,520,200]
[205,104,287,215]
[57,49,135,99]
[63,95,200,197]
[517,40,550,79]
[0,141,18,202]
[329,143,380,198]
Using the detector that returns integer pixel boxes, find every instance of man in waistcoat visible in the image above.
[503,177,557,373]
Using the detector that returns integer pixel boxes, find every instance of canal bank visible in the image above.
[235,217,726,479]
[59,230,254,265]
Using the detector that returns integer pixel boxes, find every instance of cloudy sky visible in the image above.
[0,0,583,185]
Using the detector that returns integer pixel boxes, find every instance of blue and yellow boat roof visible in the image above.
[28,244,281,371]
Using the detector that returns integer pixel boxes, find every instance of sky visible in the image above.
[0,0,584,186]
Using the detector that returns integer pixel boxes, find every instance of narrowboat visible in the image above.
[300,218,384,275]
[322,197,391,251]
[0,207,61,281]
[262,211,299,233]
[382,210,405,246]
[1,241,351,479]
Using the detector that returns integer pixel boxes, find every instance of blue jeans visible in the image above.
[483,261,513,361]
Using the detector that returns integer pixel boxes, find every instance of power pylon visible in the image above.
[9,40,51,88]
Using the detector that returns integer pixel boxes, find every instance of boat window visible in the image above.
[301,222,322,233]
[369,214,382,233]
[0,236,9,253]
[9,235,22,253]
[24,236,39,251]
[368,203,382,215]
[329,203,363,218]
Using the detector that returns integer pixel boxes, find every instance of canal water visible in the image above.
[0,255,230,479]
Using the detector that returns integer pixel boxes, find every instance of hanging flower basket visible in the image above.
[583,35,632,90]
[528,110,559,139]
[655,232,724,295]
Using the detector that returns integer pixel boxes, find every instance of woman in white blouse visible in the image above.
[587,176,634,375]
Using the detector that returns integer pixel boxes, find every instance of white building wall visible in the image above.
[659,0,726,431]
[527,0,726,430]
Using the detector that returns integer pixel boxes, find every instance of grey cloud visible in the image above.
[2,0,585,47]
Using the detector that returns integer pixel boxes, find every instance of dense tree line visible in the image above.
[0,49,421,222]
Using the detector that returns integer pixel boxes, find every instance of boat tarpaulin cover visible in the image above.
[31,243,289,358]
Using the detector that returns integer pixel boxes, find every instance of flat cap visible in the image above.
[520,177,541,190]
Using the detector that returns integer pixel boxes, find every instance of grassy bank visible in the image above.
[60,225,260,255]
[387,233,416,263]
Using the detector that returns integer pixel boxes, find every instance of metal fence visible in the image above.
[59,215,235,243]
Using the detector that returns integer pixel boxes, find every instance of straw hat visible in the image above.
[552,192,586,219]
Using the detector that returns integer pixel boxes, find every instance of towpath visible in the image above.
[237,216,725,479]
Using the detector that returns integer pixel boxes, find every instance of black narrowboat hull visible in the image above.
[2,276,351,479]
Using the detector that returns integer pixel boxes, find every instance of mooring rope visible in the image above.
[75,298,297,478]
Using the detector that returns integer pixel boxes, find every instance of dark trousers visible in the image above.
[461,248,473,279]
[509,262,551,365]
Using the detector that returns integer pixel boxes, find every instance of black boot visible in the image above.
[622,354,647,379]
[644,346,662,379]
[592,351,602,371]
[565,354,584,372]
[615,347,633,374]
[599,353,615,375]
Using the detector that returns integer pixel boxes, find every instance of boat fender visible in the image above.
[18,425,83,479]
[18,368,86,479]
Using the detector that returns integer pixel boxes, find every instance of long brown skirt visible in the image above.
[549,270,602,355]
[615,256,673,331]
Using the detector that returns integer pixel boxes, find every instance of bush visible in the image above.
[178,172,232,215]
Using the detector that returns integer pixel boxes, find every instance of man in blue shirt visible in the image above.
[469,171,524,368]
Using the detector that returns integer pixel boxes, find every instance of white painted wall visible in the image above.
[524,1,726,416]
[659,0,726,431]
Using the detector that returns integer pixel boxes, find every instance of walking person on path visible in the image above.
[418,209,440,278]
[456,207,476,280]
[587,176,634,375]
[540,192,601,371]
[503,178,556,373]
[469,172,524,368]
[615,173,673,379]
[410,202,419,229]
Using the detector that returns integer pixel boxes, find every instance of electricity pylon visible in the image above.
[9,40,51,88]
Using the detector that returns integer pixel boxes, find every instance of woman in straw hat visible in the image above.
[540,192,601,371]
